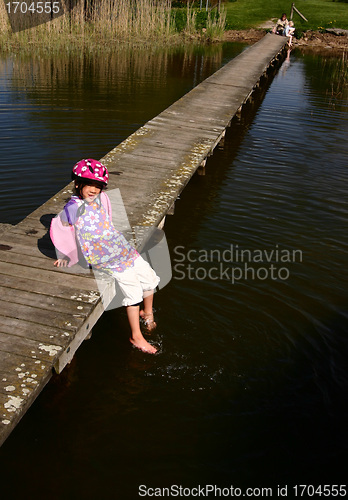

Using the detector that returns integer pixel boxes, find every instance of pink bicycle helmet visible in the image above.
[72,158,109,185]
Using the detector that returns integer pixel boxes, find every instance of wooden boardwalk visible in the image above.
[0,34,288,446]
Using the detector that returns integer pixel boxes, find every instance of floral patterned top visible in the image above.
[62,195,139,273]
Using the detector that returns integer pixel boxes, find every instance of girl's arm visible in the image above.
[61,198,80,225]
[53,249,69,267]
[54,258,69,267]
[50,197,80,267]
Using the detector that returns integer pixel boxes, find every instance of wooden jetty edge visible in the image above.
[0,34,288,446]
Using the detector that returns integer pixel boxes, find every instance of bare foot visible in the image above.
[130,337,157,354]
[139,309,157,332]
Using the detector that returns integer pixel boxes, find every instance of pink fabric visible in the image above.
[50,191,112,267]
[101,191,112,218]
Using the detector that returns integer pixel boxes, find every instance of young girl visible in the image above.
[50,158,160,354]
[274,13,295,38]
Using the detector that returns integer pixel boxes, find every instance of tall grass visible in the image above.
[206,8,226,39]
[0,0,176,48]
[88,0,175,40]
[184,3,197,36]
[0,0,226,50]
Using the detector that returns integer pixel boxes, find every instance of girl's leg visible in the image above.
[140,290,157,331]
[143,289,154,314]
[126,304,157,354]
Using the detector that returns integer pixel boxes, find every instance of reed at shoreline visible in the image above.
[0,0,226,50]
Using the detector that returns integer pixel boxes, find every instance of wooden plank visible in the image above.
[9,220,54,237]
[0,285,93,317]
[0,300,84,331]
[147,115,227,134]
[0,224,13,235]
[110,169,171,183]
[0,351,52,446]
[0,233,55,259]
[143,122,224,141]
[53,299,107,374]
[0,332,61,363]
[0,261,99,292]
[0,350,52,386]
[0,315,73,346]
[0,273,100,304]
[110,144,187,162]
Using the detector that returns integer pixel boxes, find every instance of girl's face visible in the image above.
[80,182,101,203]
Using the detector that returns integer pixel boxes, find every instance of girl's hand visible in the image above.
[54,258,69,267]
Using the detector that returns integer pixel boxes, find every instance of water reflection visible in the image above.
[300,50,348,106]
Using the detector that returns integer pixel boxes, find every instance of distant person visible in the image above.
[273,13,295,38]
[50,159,160,354]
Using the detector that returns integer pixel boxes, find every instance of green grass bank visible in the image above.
[224,0,348,32]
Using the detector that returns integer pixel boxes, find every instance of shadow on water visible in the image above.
[0,46,348,499]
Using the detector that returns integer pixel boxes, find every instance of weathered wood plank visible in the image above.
[0,273,100,305]
[148,116,227,134]
[0,351,52,446]
[0,224,13,235]
[0,315,72,346]
[0,332,61,363]
[0,300,84,330]
[5,221,57,240]
[0,233,55,259]
[0,260,99,291]
[0,348,55,374]
[0,247,85,274]
[0,285,93,317]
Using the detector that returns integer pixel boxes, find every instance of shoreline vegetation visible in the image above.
[0,0,347,52]
[0,0,226,50]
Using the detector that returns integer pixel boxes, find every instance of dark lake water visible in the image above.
[0,43,347,500]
